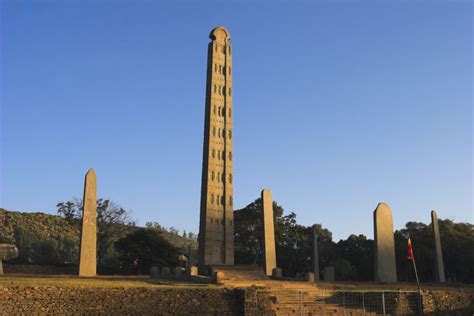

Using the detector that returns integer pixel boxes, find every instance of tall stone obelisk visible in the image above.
[198,27,234,269]
[312,225,321,281]
[431,210,446,283]
[261,189,277,276]
[79,168,97,277]
[373,202,397,282]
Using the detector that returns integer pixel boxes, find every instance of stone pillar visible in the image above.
[373,202,397,282]
[323,266,335,282]
[0,244,19,276]
[312,225,320,281]
[431,210,446,283]
[261,189,277,276]
[0,211,4,275]
[198,27,234,268]
[79,168,97,277]
[0,211,19,275]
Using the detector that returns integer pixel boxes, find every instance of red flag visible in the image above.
[408,238,414,261]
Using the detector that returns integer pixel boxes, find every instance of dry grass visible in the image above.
[0,275,213,289]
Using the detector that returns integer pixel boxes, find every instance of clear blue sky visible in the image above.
[1,1,472,241]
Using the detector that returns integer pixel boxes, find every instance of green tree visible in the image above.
[234,198,283,266]
[115,228,180,274]
[394,220,474,283]
[335,234,373,281]
[56,198,135,269]
[234,198,333,277]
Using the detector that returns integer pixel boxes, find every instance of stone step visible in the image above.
[209,265,269,281]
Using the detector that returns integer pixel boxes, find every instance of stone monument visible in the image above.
[198,26,234,269]
[261,189,277,276]
[0,244,18,275]
[323,266,335,282]
[312,225,320,281]
[431,210,446,283]
[79,168,97,277]
[373,202,397,282]
[0,211,19,275]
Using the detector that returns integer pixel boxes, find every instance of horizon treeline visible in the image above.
[0,199,472,283]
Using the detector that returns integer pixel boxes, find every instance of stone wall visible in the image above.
[0,283,472,315]
[3,264,77,275]
[423,289,474,315]
[0,286,245,315]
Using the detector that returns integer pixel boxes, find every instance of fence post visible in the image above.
[362,292,365,316]
[342,292,346,316]
[382,291,386,315]
[300,290,303,316]
[397,290,400,315]
[417,289,424,316]
[322,290,325,315]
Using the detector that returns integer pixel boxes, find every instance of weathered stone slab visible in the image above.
[306,272,315,283]
[0,244,19,275]
[174,267,186,280]
[150,266,160,278]
[323,266,335,282]
[261,189,277,276]
[161,267,171,277]
[431,210,446,283]
[188,265,198,277]
[0,244,18,261]
[272,267,282,278]
[79,169,97,277]
[373,202,397,282]
[214,271,225,284]
[312,225,320,281]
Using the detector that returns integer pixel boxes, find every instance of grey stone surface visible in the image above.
[0,244,19,275]
[261,189,277,276]
[198,27,234,268]
[150,266,160,278]
[312,225,321,281]
[272,267,282,278]
[0,244,18,261]
[373,202,397,282]
[161,267,171,277]
[174,267,186,280]
[0,211,16,275]
[431,210,446,283]
[214,271,225,284]
[188,265,198,277]
[323,266,335,282]
[79,169,97,277]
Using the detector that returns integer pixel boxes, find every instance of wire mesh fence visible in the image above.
[256,289,423,316]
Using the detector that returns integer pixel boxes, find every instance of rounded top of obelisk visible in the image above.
[209,26,231,43]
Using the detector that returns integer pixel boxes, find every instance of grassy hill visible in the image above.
[0,208,197,268]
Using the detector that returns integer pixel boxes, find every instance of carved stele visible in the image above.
[431,210,446,283]
[198,26,234,269]
[373,202,397,282]
[79,169,97,277]
[0,244,19,275]
[261,189,277,276]
[323,266,335,282]
[0,210,19,275]
[312,225,320,281]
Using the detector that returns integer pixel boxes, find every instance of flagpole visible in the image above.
[412,256,421,290]
[409,238,423,316]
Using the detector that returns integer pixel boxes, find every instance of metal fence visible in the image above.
[256,289,423,316]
